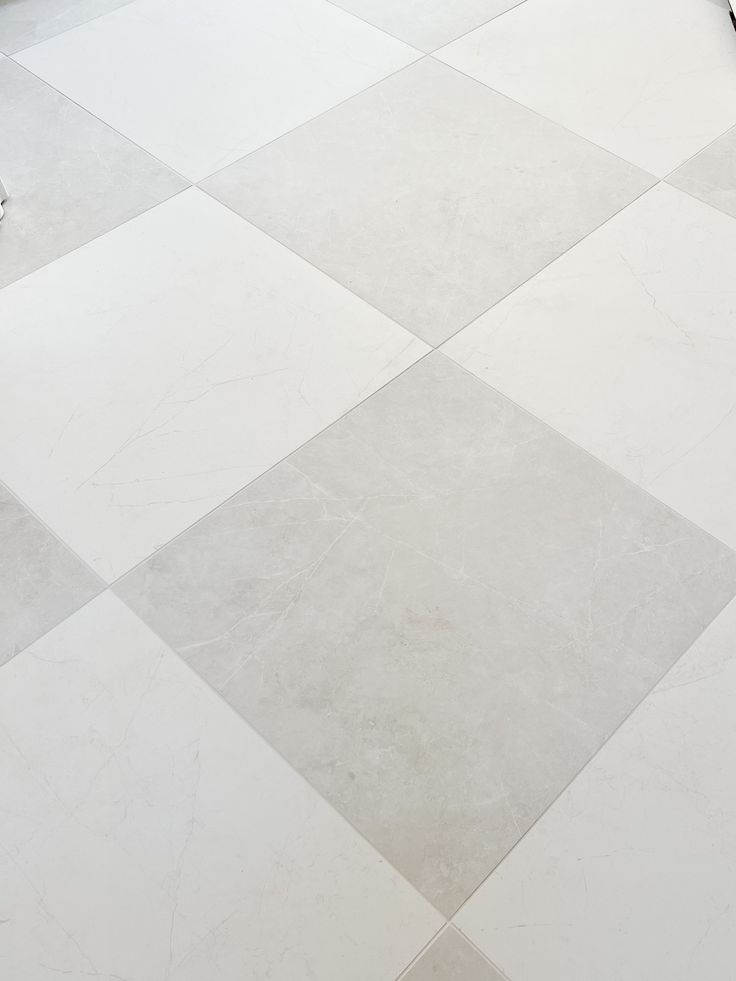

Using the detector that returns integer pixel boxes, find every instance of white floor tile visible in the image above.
[457,596,736,981]
[15,0,418,181]
[438,0,736,176]
[0,188,427,582]
[0,592,441,979]
[444,183,736,550]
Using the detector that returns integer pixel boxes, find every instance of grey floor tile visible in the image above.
[0,483,101,665]
[0,59,186,289]
[0,0,132,54]
[668,124,736,220]
[202,58,653,346]
[402,928,504,980]
[330,0,522,52]
[115,353,736,914]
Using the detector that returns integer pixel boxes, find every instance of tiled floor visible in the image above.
[2,0,736,978]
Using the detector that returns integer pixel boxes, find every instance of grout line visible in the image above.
[322,0,425,51]
[105,342,435,589]
[197,53,424,185]
[0,183,191,295]
[443,345,736,558]
[0,478,105,588]
[432,56,659,180]
[393,922,452,979]
[8,56,192,185]
[447,579,736,926]
[426,0,532,54]
[8,0,137,55]
[453,926,514,980]
[109,593,449,924]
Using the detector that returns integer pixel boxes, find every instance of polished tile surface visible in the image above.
[204,59,653,345]
[458,597,736,981]
[668,124,736,219]
[0,593,441,979]
[330,0,523,51]
[0,0,132,53]
[0,188,426,582]
[444,183,736,550]
[4,0,736,972]
[117,353,736,913]
[15,0,418,181]
[0,483,101,665]
[438,0,736,176]
[402,928,504,980]
[0,58,185,289]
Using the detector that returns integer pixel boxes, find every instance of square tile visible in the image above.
[438,0,736,176]
[444,183,736,551]
[0,58,185,289]
[204,58,653,346]
[0,482,101,665]
[668,124,736,220]
[15,0,418,182]
[0,592,441,979]
[0,0,132,54]
[330,0,523,52]
[116,353,736,914]
[403,928,504,980]
[0,187,427,582]
[457,597,736,981]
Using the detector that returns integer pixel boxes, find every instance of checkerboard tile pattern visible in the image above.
[3,0,736,977]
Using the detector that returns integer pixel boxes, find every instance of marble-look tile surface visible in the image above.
[0,593,441,979]
[668,124,736,219]
[330,0,523,52]
[402,928,504,980]
[438,0,736,176]
[117,353,736,914]
[444,183,736,550]
[0,58,185,289]
[0,0,132,53]
[0,187,427,582]
[203,59,653,346]
[0,483,101,665]
[457,597,736,981]
[16,0,417,182]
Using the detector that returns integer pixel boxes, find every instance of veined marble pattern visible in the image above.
[0,593,441,979]
[437,0,736,176]
[0,187,426,582]
[444,183,736,551]
[117,353,736,914]
[4,0,736,973]
[204,58,653,345]
[0,57,185,289]
[15,0,418,181]
[457,597,736,981]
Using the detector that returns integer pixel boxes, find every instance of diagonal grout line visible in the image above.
[6,0,137,55]
[322,0,533,54]
[108,593,450,922]
[446,580,736,927]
